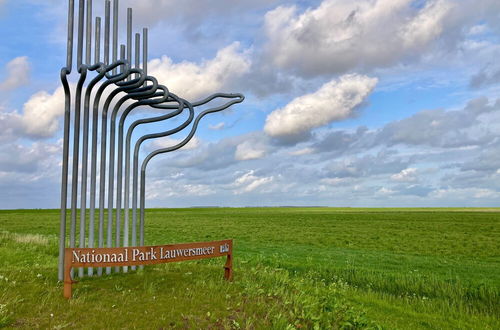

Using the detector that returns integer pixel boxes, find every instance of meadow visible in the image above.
[0,208,499,329]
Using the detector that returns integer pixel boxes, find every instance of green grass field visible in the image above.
[0,208,499,329]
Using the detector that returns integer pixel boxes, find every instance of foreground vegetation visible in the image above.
[0,208,499,328]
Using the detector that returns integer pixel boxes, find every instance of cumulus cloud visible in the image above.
[235,140,267,161]
[459,147,500,174]
[391,168,418,182]
[149,42,250,100]
[469,65,500,89]
[233,170,273,194]
[312,126,371,155]
[430,187,500,200]
[153,132,272,172]
[0,56,31,91]
[378,97,499,148]
[21,86,65,138]
[289,148,314,156]
[1,82,66,141]
[324,150,410,179]
[305,97,499,155]
[0,108,24,142]
[394,184,433,197]
[209,122,225,130]
[0,140,63,209]
[146,180,215,200]
[263,0,458,76]
[0,141,60,174]
[120,0,280,29]
[148,136,200,152]
[264,74,377,142]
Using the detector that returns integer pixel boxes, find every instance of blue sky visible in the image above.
[0,0,499,209]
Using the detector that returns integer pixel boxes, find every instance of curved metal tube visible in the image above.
[106,70,150,272]
[88,65,142,276]
[88,60,128,276]
[137,94,245,246]
[98,65,133,275]
[127,91,183,251]
[58,67,72,281]
[99,72,157,275]
[78,62,105,278]
[115,81,166,261]
[69,66,88,260]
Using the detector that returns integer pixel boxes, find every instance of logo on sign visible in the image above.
[220,243,230,253]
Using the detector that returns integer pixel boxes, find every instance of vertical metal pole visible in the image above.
[120,44,126,72]
[115,44,126,272]
[139,168,145,247]
[76,0,84,70]
[122,32,140,260]
[134,33,140,79]
[59,0,75,282]
[93,0,110,277]
[143,27,148,86]
[95,17,101,64]
[112,0,118,74]
[104,0,110,65]
[71,0,86,262]
[127,8,132,81]
[132,132,138,264]
[106,44,125,275]
[87,16,100,277]
[100,98,109,274]
[78,0,93,278]
[65,0,75,71]
[85,0,92,65]
[130,133,137,270]
[70,72,87,265]
[139,27,148,265]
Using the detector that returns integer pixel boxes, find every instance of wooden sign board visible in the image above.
[64,239,233,299]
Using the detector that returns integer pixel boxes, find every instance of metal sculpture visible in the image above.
[58,0,244,281]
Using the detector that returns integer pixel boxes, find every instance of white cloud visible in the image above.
[209,122,225,130]
[2,80,140,140]
[0,108,23,142]
[263,0,456,76]
[0,140,61,175]
[149,136,200,151]
[264,74,377,141]
[379,97,499,148]
[233,170,273,194]
[235,140,267,161]
[377,187,395,195]
[21,86,65,138]
[183,184,215,196]
[430,187,500,200]
[149,42,251,100]
[146,181,215,200]
[289,148,314,156]
[391,168,418,182]
[0,56,31,91]
[468,24,488,36]
[399,0,453,49]
[120,0,279,29]
[320,177,347,186]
